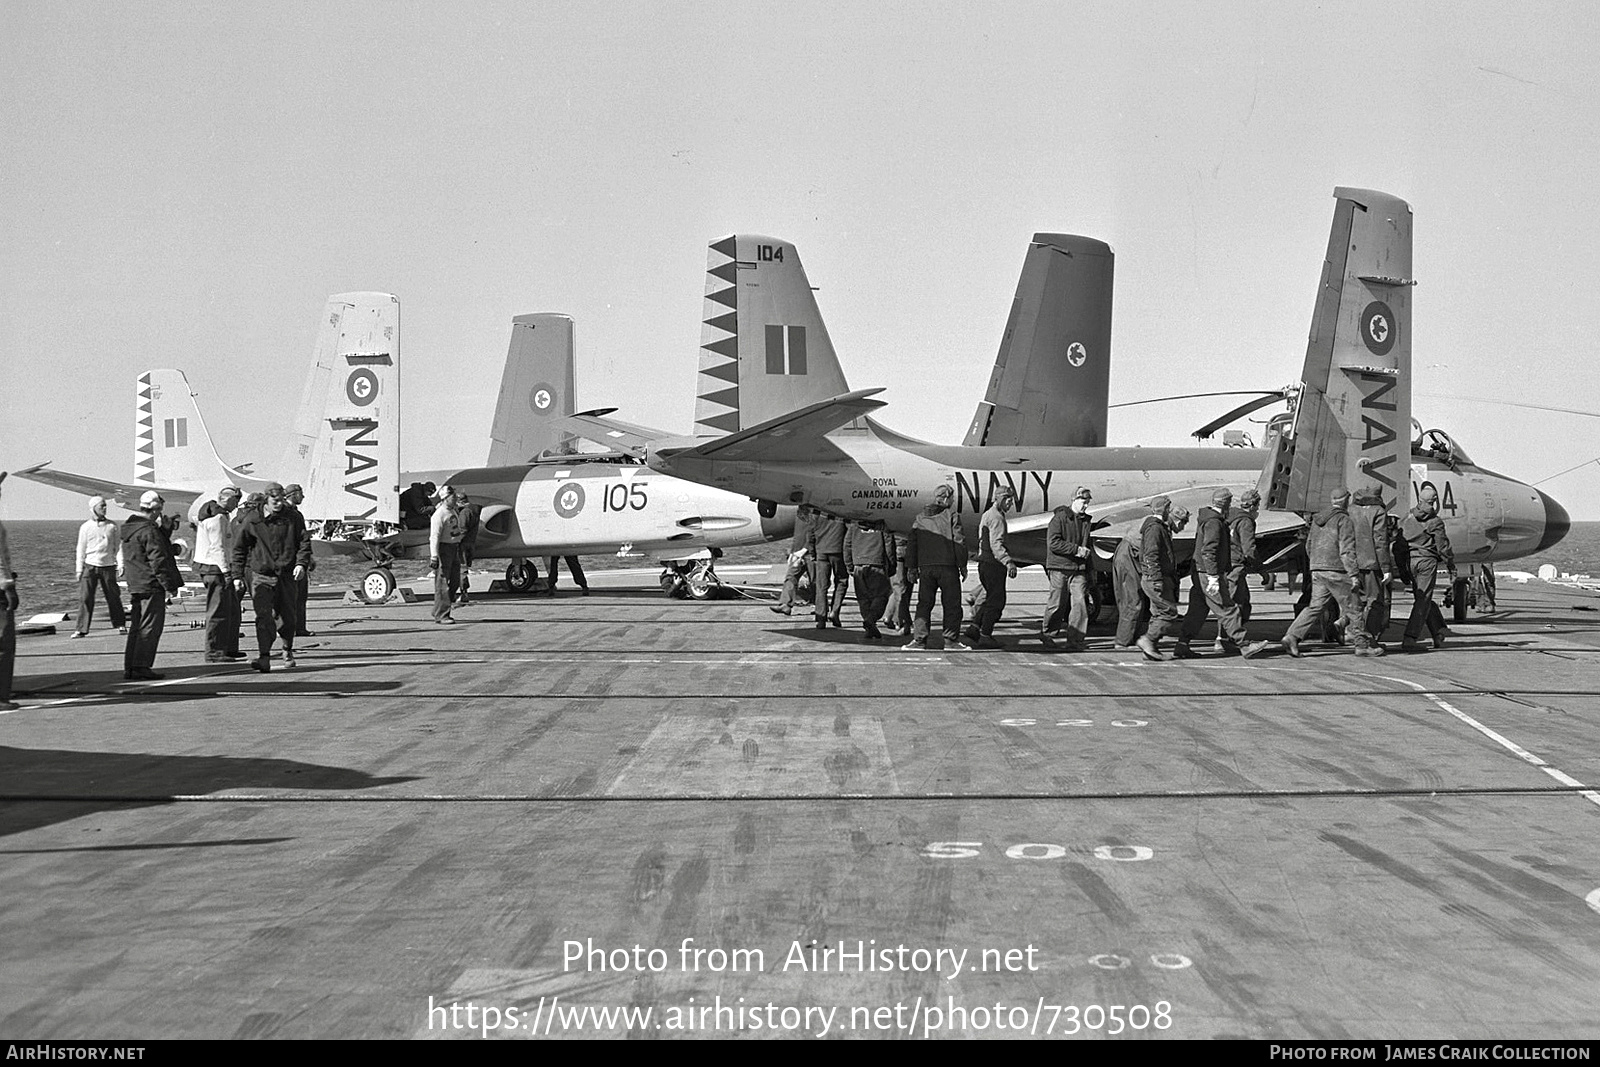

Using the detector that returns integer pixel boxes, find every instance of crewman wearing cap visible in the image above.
[1227,488,1262,625]
[120,489,185,680]
[1177,489,1270,659]
[905,484,968,651]
[428,483,465,624]
[193,485,244,662]
[965,486,1018,649]
[1135,496,1187,662]
[73,495,126,638]
[284,484,315,637]
[1042,486,1095,649]
[1399,484,1454,651]
[1350,487,1395,651]
[1283,487,1371,657]
[230,482,312,671]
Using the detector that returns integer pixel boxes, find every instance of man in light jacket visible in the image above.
[73,495,126,638]
[193,486,243,662]
[965,487,1018,649]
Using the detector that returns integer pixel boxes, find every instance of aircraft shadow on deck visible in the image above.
[0,745,417,839]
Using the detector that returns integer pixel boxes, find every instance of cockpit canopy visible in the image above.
[1412,424,1473,467]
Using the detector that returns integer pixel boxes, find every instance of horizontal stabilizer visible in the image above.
[558,410,673,458]
[672,389,887,463]
[9,462,203,513]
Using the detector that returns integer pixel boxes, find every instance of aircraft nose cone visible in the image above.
[1536,490,1571,552]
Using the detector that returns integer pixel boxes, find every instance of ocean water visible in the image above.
[5,518,1595,617]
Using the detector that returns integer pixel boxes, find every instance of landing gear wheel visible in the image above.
[1451,576,1470,623]
[685,562,720,601]
[360,568,396,605]
[505,558,539,594]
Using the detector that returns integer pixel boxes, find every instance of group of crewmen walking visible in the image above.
[767,479,1458,659]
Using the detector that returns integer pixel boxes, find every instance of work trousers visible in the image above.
[970,561,1009,635]
[250,576,297,658]
[1358,569,1389,643]
[76,566,126,633]
[295,568,311,632]
[1286,571,1367,646]
[1139,575,1181,643]
[775,552,808,609]
[1404,559,1446,642]
[1227,564,1252,624]
[812,553,847,621]
[911,566,963,643]
[882,559,911,630]
[0,605,14,703]
[123,593,167,674]
[1113,556,1148,646]
[434,543,461,619]
[547,555,588,591]
[1043,570,1090,645]
[203,573,241,657]
[852,565,890,628]
[1181,572,1251,647]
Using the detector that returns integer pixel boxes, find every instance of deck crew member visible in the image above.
[1283,488,1373,657]
[545,555,590,596]
[1350,488,1394,652]
[455,491,481,605]
[1042,486,1094,649]
[1135,497,1188,663]
[966,487,1018,649]
[808,509,849,629]
[1400,485,1454,651]
[194,486,243,662]
[72,495,126,637]
[770,505,815,616]
[429,485,464,624]
[845,518,896,641]
[1227,488,1261,625]
[1111,524,1148,651]
[905,485,967,651]
[0,473,18,710]
[121,490,184,680]
[284,484,315,637]
[881,528,912,634]
[1177,489,1269,659]
[231,482,311,670]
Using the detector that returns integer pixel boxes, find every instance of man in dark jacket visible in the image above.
[807,510,849,629]
[121,490,185,680]
[845,518,896,641]
[1136,497,1186,662]
[1283,488,1371,656]
[1178,489,1269,659]
[1350,488,1395,651]
[1042,486,1094,649]
[231,482,312,672]
[284,484,316,636]
[456,491,482,605]
[1112,526,1147,650]
[771,505,815,616]
[1227,488,1261,624]
[905,485,968,650]
[1400,485,1454,650]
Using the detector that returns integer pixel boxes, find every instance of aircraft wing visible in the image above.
[665,389,888,463]
[559,410,671,459]
[9,463,202,511]
[992,511,1057,567]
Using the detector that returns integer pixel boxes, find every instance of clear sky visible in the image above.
[4,0,1597,519]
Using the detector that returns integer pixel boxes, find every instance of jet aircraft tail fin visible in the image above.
[138,370,240,492]
[299,293,401,526]
[693,235,853,435]
[1265,188,1413,515]
[487,314,577,464]
[963,234,1114,447]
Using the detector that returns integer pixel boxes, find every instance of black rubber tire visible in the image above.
[504,559,539,594]
[360,568,396,605]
